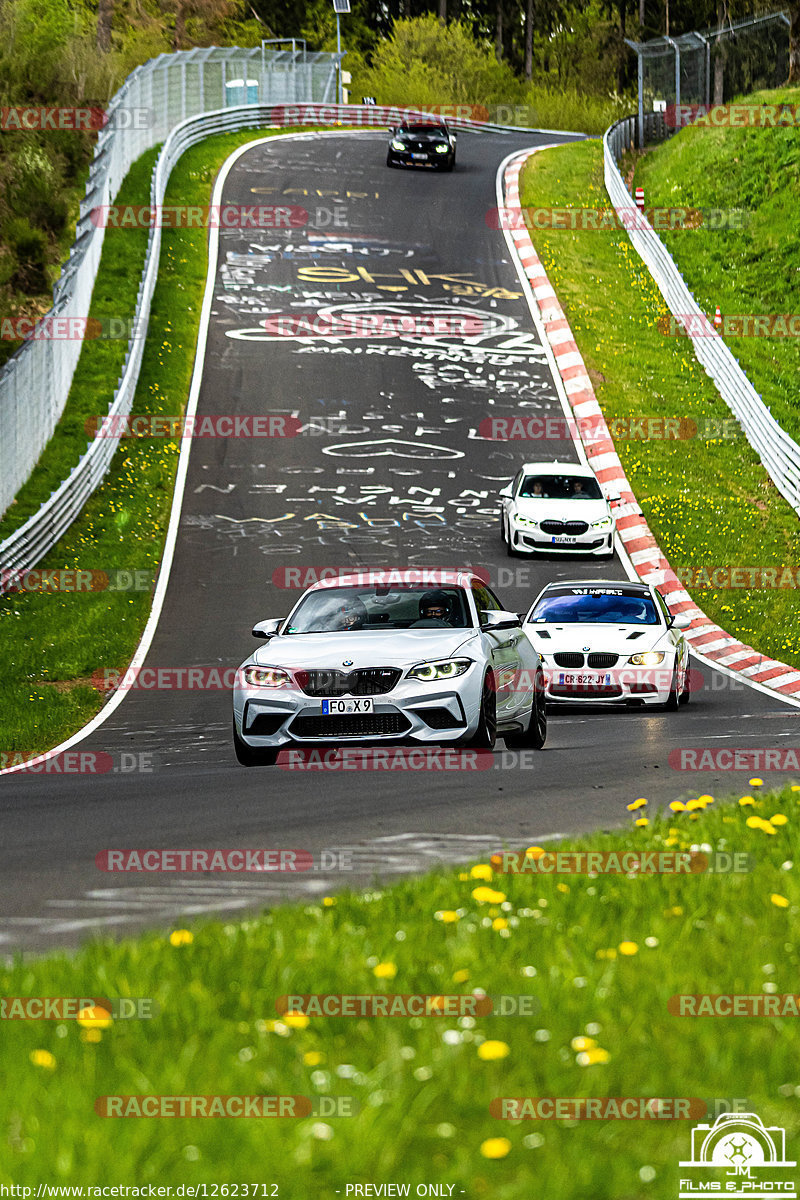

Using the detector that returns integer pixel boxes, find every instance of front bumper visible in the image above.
[233,672,482,748]
[542,662,676,704]
[388,147,453,168]
[509,524,614,556]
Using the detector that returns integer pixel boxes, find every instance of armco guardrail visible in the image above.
[0,47,340,521]
[0,101,529,590]
[604,113,800,518]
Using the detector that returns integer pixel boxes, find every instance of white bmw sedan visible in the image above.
[499,461,617,558]
[232,570,547,766]
[523,580,692,708]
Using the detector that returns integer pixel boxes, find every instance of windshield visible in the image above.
[402,122,446,134]
[284,585,473,634]
[518,474,603,500]
[529,588,660,625]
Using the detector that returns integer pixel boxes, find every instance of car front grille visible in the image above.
[587,653,618,668]
[290,713,411,739]
[550,683,623,698]
[553,652,585,668]
[539,520,590,535]
[295,668,402,697]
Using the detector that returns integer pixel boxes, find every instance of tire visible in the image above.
[444,157,454,172]
[504,669,547,750]
[233,719,279,766]
[663,664,680,711]
[679,659,691,705]
[465,673,497,751]
[386,154,396,168]
[503,514,519,558]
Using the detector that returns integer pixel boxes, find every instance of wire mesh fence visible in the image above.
[0,47,339,521]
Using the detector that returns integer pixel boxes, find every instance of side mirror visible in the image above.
[498,483,513,499]
[670,612,692,630]
[481,609,521,632]
[252,618,283,640]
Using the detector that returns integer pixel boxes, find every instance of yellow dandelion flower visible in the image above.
[435,910,460,923]
[322,896,336,907]
[478,1040,510,1061]
[618,941,639,956]
[480,1137,511,1159]
[697,794,714,804]
[169,929,193,946]
[664,837,679,846]
[669,801,686,812]
[373,962,397,980]
[29,1050,56,1070]
[80,1028,103,1044]
[77,1005,113,1029]
[791,786,800,793]
[577,1047,610,1065]
[635,817,649,827]
[303,1051,323,1066]
[525,846,546,859]
[771,814,788,826]
[556,883,570,893]
[472,886,507,904]
[686,799,705,811]
[452,968,470,983]
[492,917,509,931]
[283,1012,310,1029]
[627,798,647,811]
[570,1036,596,1051]
[470,863,494,881]
[770,894,790,908]
[739,796,755,806]
[749,778,763,787]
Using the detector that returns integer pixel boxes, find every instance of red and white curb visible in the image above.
[504,149,800,703]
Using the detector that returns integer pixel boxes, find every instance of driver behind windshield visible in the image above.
[412,589,453,627]
[330,596,367,631]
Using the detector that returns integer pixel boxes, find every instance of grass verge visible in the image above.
[633,85,800,445]
[0,128,318,760]
[519,138,800,669]
[2,783,799,1192]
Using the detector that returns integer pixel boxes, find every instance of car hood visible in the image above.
[512,498,609,520]
[252,629,478,670]
[525,623,668,653]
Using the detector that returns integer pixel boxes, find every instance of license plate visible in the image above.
[558,673,611,686]
[411,153,427,160]
[321,698,374,715]
[551,536,577,544]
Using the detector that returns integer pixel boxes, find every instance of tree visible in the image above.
[97,0,114,51]
[789,0,800,82]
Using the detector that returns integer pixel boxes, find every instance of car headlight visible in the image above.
[627,651,665,666]
[513,515,538,528]
[390,139,405,151]
[591,517,613,529]
[434,143,449,153]
[407,658,472,682]
[241,665,293,688]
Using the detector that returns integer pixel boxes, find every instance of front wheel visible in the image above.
[386,154,395,168]
[663,665,680,711]
[233,719,279,766]
[678,659,691,705]
[504,670,547,750]
[465,674,497,750]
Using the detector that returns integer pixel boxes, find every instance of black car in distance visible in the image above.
[386,117,457,171]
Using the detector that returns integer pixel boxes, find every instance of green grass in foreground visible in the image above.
[519,139,800,669]
[0,128,316,760]
[2,785,799,1193]
[634,85,800,444]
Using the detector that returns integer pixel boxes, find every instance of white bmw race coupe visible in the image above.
[523,580,692,708]
[499,461,618,558]
[232,570,547,766]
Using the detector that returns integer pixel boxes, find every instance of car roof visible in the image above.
[539,579,653,594]
[518,461,596,477]
[308,569,479,592]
